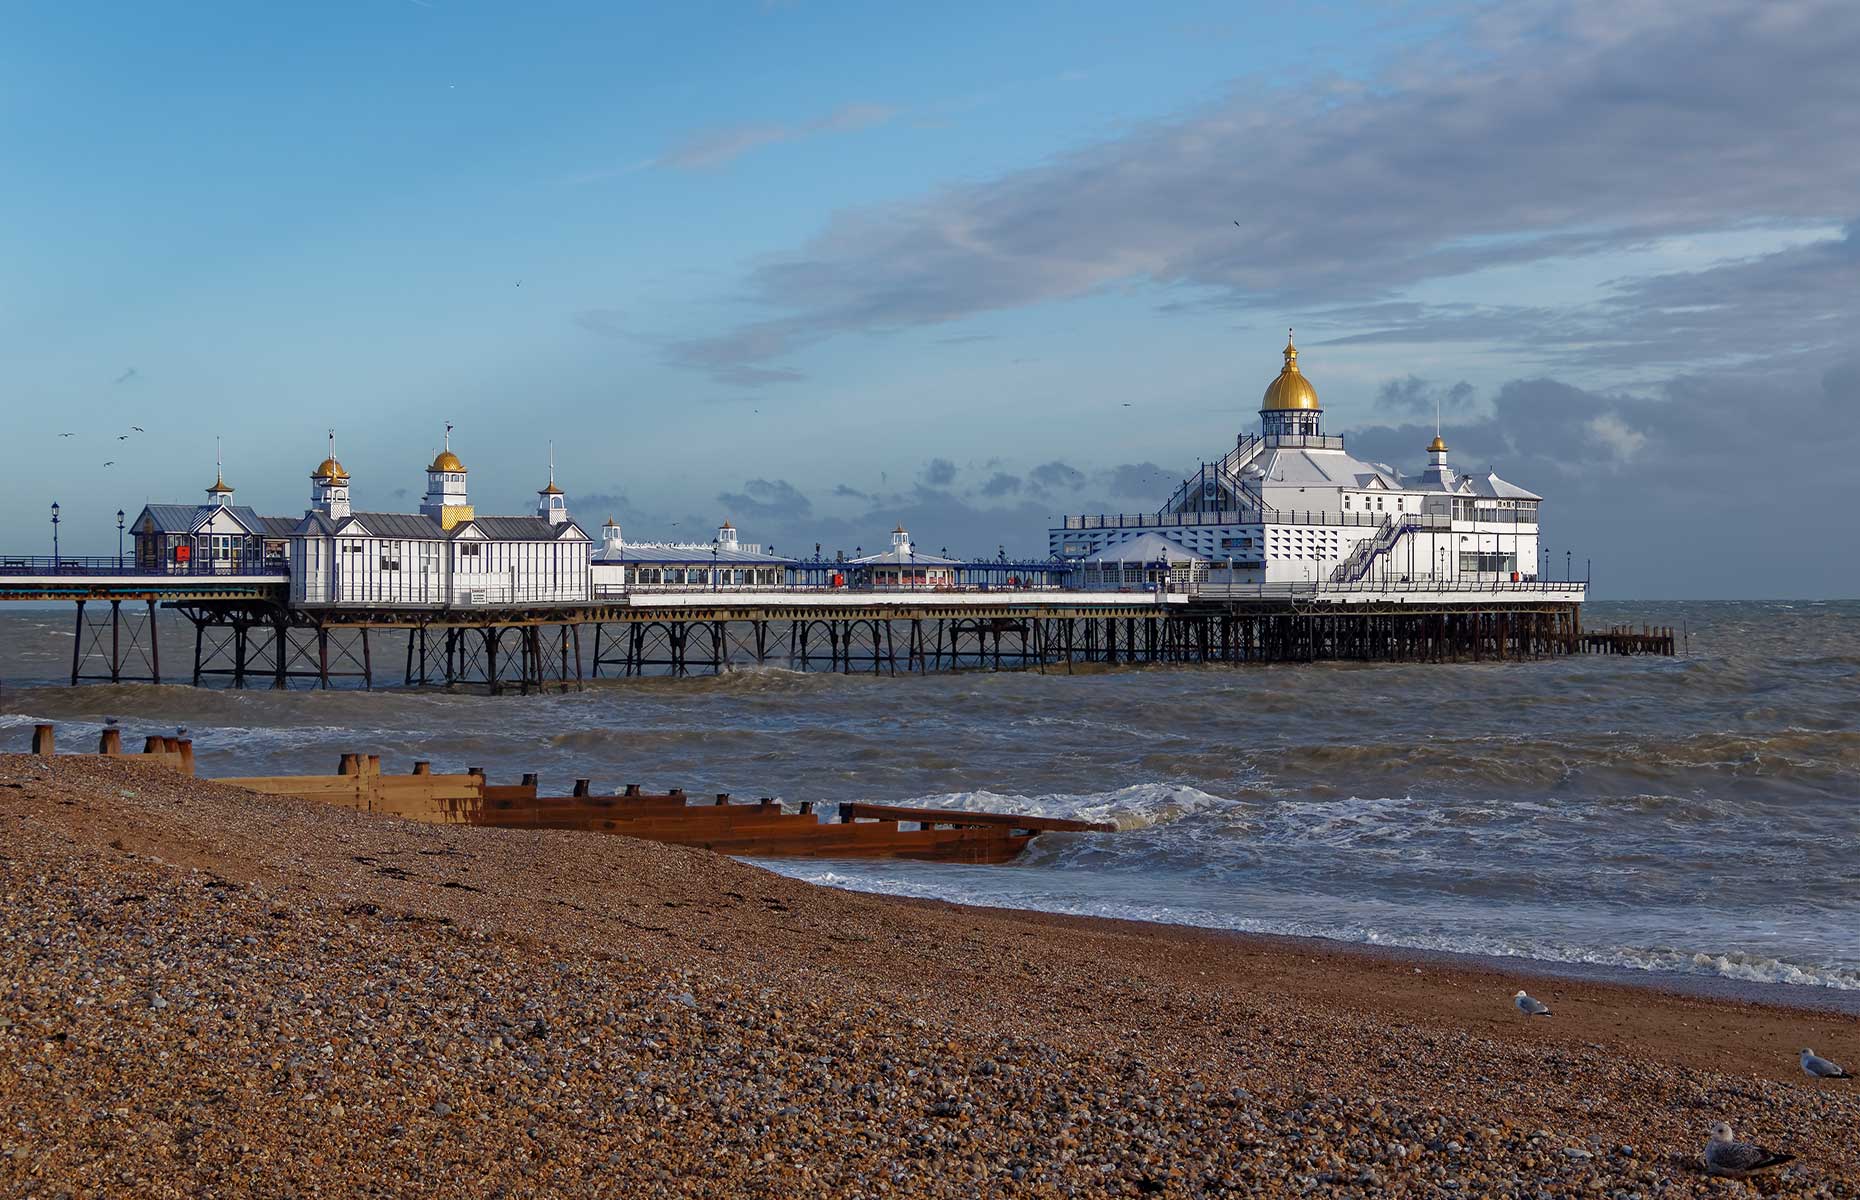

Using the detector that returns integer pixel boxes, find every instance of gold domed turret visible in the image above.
[1427,435,1448,454]
[1261,331,1321,412]
[207,472,233,494]
[430,449,466,473]
[313,430,349,481]
[539,480,564,495]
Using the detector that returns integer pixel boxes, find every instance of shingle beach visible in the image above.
[4,755,1856,1197]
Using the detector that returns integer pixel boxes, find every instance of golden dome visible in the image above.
[430,450,466,473]
[207,472,233,494]
[1261,333,1321,412]
[1427,435,1449,454]
[539,482,564,495]
[312,457,348,482]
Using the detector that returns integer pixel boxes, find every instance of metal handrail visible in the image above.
[1190,578,1587,598]
[0,554,287,578]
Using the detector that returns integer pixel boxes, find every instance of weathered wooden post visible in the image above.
[714,792,730,806]
[412,761,431,776]
[623,784,641,797]
[572,779,591,797]
[339,753,361,776]
[98,728,123,755]
[176,739,194,775]
[31,724,54,757]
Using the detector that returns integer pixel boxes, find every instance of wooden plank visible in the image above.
[838,802,1114,833]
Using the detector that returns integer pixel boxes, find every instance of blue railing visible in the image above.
[0,554,289,578]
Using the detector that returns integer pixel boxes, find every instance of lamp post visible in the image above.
[117,509,125,570]
[710,540,719,592]
[1566,550,1572,583]
[51,502,60,568]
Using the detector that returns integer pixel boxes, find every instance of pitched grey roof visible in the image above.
[466,516,590,541]
[136,504,200,533]
[341,512,447,539]
[136,503,295,536]
[294,512,338,535]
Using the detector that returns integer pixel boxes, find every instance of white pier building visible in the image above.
[590,519,795,593]
[1051,334,1543,588]
[289,433,591,607]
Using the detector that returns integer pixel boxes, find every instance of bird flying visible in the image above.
[117,434,129,440]
[1800,1048,1853,1079]
[58,432,75,437]
[112,367,138,384]
[131,426,145,433]
[1513,990,1551,1017]
[102,461,115,467]
[1703,1122,1793,1177]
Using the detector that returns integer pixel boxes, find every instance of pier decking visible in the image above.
[2,558,1643,690]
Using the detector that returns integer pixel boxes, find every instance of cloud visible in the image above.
[922,458,958,487]
[1584,412,1646,461]
[715,478,813,521]
[1341,356,1860,593]
[978,471,1021,497]
[1376,377,1476,417]
[665,1,1860,380]
[1028,461,1086,492]
[1098,461,1175,497]
[654,102,896,171]
[573,309,628,341]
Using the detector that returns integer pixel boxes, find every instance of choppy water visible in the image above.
[3,601,1857,993]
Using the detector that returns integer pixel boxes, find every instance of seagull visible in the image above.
[1512,989,1551,1017]
[117,434,129,440]
[131,426,145,433]
[59,432,75,437]
[102,461,115,467]
[1800,1048,1853,1079]
[105,717,118,727]
[1702,1122,1794,1177]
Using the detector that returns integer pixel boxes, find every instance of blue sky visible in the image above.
[3,1,1857,596]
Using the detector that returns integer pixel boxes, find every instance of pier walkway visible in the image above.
[1,555,1619,689]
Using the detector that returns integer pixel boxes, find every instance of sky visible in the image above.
[2,0,1856,598]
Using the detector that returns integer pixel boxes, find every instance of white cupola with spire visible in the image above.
[310,430,352,520]
[890,524,912,554]
[537,442,568,526]
[600,516,623,554]
[716,520,739,551]
[1419,402,1456,491]
[421,423,473,530]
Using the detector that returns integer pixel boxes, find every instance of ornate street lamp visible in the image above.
[117,509,126,569]
[50,501,60,567]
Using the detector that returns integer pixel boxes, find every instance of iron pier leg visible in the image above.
[69,600,86,686]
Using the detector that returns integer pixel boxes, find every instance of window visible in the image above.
[1459,552,1517,574]
[459,543,481,558]
[380,540,402,571]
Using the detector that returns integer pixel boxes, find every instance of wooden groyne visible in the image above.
[20,725,1110,864]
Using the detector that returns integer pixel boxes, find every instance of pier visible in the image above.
[0,561,1635,690]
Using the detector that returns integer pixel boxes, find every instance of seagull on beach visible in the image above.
[1801,1048,1853,1079]
[1702,1122,1794,1177]
[1513,990,1551,1017]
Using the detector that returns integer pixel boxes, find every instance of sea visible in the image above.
[3,600,1857,998]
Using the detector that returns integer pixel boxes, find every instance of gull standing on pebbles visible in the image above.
[1512,990,1551,1017]
[1702,1122,1793,1177]
[1800,1048,1853,1079]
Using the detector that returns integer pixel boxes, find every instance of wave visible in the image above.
[768,865,1860,990]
